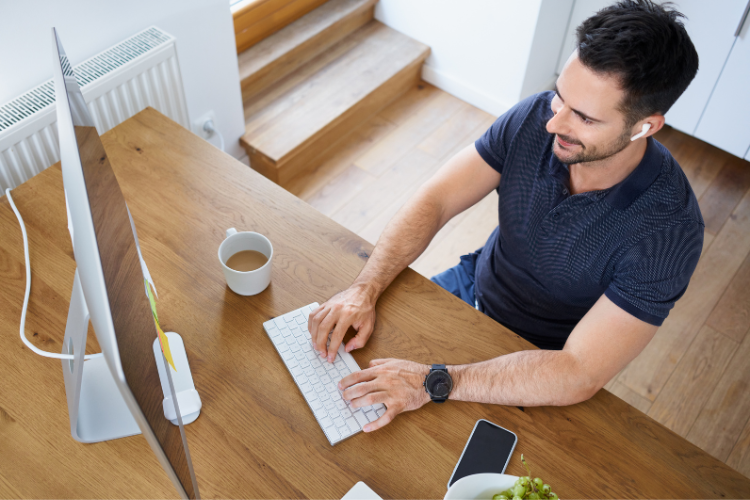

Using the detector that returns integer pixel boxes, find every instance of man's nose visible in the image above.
[546,106,568,136]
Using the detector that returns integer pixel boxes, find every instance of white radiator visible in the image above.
[0,26,190,192]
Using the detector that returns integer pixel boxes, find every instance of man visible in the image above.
[308,0,703,432]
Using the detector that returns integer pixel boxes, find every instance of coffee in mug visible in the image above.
[226,250,268,272]
[218,228,273,296]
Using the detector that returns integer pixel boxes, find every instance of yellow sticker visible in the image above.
[146,280,176,371]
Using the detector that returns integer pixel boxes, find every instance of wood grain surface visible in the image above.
[1,108,750,498]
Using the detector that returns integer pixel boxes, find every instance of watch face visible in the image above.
[426,370,453,398]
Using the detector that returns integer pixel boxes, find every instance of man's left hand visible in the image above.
[339,358,431,432]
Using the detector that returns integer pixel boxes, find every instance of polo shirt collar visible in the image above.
[547,136,662,210]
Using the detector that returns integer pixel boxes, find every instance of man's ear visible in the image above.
[631,115,665,141]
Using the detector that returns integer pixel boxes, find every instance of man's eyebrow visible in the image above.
[554,84,603,123]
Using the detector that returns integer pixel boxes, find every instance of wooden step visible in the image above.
[238,0,377,107]
[240,21,430,185]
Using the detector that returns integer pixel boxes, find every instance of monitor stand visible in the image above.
[61,269,200,443]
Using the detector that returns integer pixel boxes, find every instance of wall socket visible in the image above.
[192,111,217,139]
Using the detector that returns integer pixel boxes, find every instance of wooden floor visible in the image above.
[281,82,750,478]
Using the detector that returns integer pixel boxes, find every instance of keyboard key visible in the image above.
[299,357,311,368]
[314,384,325,393]
[273,317,286,329]
[277,342,290,353]
[282,328,293,338]
[320,374,332,385]
[314,408,327,419]
[325,427,340,442]
[310,399,323,411]
[282,351,295,362]
[315,367,326,377]
[305,351,317,361]
[353,410,368,427]
[346,417,359,433]
[303,367,315,378]
[319,391,330,402]
[287,357,299,368]
[284,313,296,323]
[297,375,308,385]
[341,408,352,419]
[375,408,386,418]
[335,400,347,411]
[364,410,377,423]
[373,403,386,412]
[326,384,339,394]
[324,400,336,410]
[291,366,303,377]
[328,407,341,419]
[311,358,322,368]
[294,351,306,361]
[339,427,352,439]
[296,315,306,325]
[290,343,300,353]
[330,392,342,402]
[320,416,333,428]
[334,417,346,428]
[334,360,346,371]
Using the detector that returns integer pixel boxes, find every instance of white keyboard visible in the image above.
[263,303,387,445]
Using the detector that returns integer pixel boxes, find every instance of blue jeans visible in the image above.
[430,251,482,310]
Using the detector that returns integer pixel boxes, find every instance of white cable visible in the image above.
[203,119,224,152]
[5,187,102,361]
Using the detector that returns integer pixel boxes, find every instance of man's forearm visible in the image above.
[353,189,445,301]
[449,350,598,407]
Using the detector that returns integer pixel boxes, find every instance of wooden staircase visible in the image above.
[238,0,430,186]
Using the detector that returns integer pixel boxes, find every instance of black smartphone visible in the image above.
[447,419,518,488]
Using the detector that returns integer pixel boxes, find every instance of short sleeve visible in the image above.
[604,220,704,325]
[474,92,549,175]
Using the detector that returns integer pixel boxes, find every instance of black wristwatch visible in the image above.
[423,364,453,403]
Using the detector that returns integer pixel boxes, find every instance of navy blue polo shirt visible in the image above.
[472,91,704,350]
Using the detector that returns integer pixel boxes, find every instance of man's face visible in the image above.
[546,53,633,165]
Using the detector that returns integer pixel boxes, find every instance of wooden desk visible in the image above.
[1,108,749,498]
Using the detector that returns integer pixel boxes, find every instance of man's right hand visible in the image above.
[308,284,377,363]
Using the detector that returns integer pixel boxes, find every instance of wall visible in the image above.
[0,0,246,158]
[374,0,573,116]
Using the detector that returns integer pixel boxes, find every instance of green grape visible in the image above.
[533,478,544,491]
[528,493,540,500]
[519,477,530,488]
[512,496,523,500]
[502,489,514,498]
[491,494,508,500]
[512,484,526,498]
[542,484,551,495]
[548,492,558,500]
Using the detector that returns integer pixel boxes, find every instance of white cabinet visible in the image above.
[693,13,750,159]
[664,0,749,135]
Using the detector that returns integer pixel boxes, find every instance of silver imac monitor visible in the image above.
[52,28,199,498]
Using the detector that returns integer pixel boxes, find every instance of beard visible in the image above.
[552,128,632,165]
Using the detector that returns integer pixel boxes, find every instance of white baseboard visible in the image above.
[421,65,512,117]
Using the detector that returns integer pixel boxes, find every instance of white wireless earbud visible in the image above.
[630,123,651,141]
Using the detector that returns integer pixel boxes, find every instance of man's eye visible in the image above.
[580,115,593,125]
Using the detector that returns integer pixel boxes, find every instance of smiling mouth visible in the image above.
[556,135,581,149]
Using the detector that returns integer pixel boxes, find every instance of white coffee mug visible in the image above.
[218,228,273,296]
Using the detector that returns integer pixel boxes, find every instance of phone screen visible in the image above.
[448,420,518,488]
